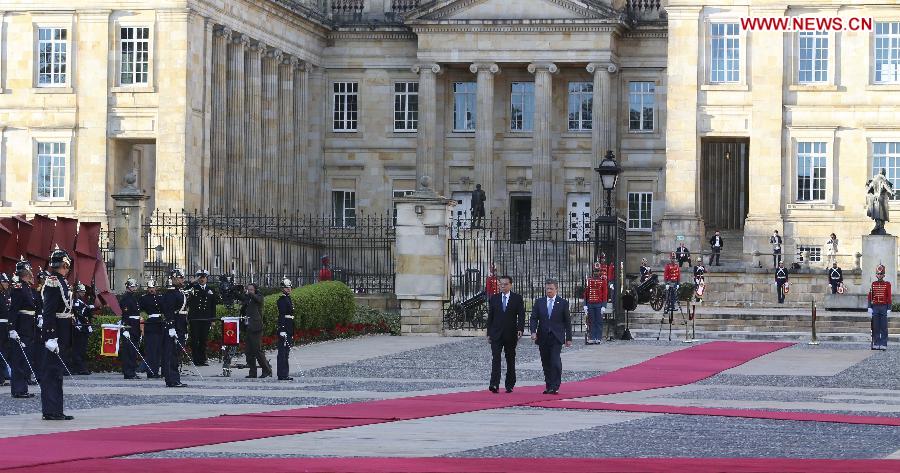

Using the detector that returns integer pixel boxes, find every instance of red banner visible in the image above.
[54,217,79,284]
[222,317,240,346]
[100,324,120,356]
[0,219,16,274]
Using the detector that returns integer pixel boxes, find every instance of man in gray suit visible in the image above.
[242,284,272,378]
[530,279,572,395]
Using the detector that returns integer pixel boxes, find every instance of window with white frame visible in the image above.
[874,22,900,84]
[37,27,68,86]
[873,141,900,199]
[627,192,652,230]
[451,191,472,228]
[36,142,67,200]
[709,22,740,83]
[392,189,415,225]
[568,82,593,131]
[333,82,358,132]
[797,31,829,84]
[120,26,150,86]
[332,190,356,227]
[796,141,827,202]
[394,82,418,132]
[797,245,822,263]
[510,82,535,132]
[453,82,476,131]
[566,193,591,241]
[628,81,655,131]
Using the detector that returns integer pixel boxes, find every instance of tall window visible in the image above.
[37,27,68,86]
[392,189,414,225]
[797,245,822,263]
[798,31,828,84]
[566,193,591,241]
[874,22,900,83]
[873,141,900,199]
[796,142,827,202]
[333,82,358,132]
[394,82,418,132]
[628,81,655,131]
[709,22,740,83]
[510,82,534,131]
[36,142,67,200]
[453,82,476,131]
[627,192,652,230]
[120,26,150,85]
[332,190,356,228]
[568,82,593,131]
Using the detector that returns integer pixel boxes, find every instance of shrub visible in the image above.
[678,282,696,301]
[295,281,356,330]
[353,306,401,336]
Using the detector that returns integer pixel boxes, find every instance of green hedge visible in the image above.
[295,281,356,330]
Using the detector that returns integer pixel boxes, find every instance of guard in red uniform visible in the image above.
[663,253,681,313]
[318,255,333,282]
[485,262,499,297]
[598,253,616,306]
[582,262,609,344]
[868,264,892,350]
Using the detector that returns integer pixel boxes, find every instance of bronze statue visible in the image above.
[866,169,895,235]
[471,184,486,228]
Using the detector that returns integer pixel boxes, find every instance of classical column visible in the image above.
[529,62,558,220]
[227,33,248,215]
[210,26,230,211]
[279,57,296,214]
[201,20,214,210]
[413,63,441,192]
[293,61,309,214]
[470,63,500,215]
[262,48,282,214]
[586,62,617,218]
[246,41,264,212]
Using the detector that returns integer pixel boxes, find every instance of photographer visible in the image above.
[242,284,272,378]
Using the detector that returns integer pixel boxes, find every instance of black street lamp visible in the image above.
[595,150,621,216]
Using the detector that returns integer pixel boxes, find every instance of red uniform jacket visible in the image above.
[602,263,615,282]
[583,276,608,304]
[664,263,681,283]
[318,267,333,282]
[869,280,892,306]
[485,275,499,296]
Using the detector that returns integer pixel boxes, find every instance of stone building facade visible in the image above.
[1,0,899,271]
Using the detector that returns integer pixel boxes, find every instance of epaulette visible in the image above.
[45,276,60,288]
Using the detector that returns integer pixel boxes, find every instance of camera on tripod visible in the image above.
[217,274,245,308]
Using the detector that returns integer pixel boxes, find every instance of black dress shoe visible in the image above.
[506,387,513,393]
[488,386,499,393]
[549,389,559,395]
[278,377,294,381]
[0,381,9,387]
[166,383,188,388]
[13,393,35,399]
[245,374,258,378]
[42,414,74,421]
[542,389,550,394]
[260,373,272,379]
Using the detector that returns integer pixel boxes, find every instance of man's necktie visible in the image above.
[502,294,507,312]
[547,298,554,319]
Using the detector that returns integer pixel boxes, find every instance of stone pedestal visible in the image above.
[111,172,148,288]
[861,234,898,291]
[395,187,456,335]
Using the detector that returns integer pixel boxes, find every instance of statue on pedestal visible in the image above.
[866,169,895,235]
[471,184,486,228]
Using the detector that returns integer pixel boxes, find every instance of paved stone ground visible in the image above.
[3,334,899,461]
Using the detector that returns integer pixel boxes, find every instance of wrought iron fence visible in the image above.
[142,209,395,293]
[99,228,116,290]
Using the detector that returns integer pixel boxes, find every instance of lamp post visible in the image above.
[595,150,621,216]
[593,150,626,339]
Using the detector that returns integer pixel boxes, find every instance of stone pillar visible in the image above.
[112,172,148,286]
[227,33,248,214]
[862,235,898,293]
[246,41,264,212]
[529,62,559,219]
[470,63,500,214]
[201,20,214,210]
[307,66,325,214]
[262,48,282,214]
[395,181,456,335]
[413,64,441,193]
[659,6,705,254]
[294,61,310,214]
[210,26,230,211]
[587,62,617,216]
[280,57,296,214]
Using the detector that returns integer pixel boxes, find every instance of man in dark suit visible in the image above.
[242,284,272,378]
[530,279,572,395]
[486,275,525,393]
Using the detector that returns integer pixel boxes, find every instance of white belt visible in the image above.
[57,313,74,319]
[148,314,162,318]
[283,315,294,319]
[177,311,188,315]
[0,319,7,323]
[20,310,35,315]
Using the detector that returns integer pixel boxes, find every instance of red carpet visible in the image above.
[530,400,900,427]
[11,458,899,473]
[0,341,792,470]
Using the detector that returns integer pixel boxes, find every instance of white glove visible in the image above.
[123,330,131,339]
[45,338,59,354]
[87,305,95,310]
[8,330,19,340]
[168,328,177,338]
[88,326,93,333]
[583,306,588,314]
[37,317,44,329]
[184,332,189,341]
[868,308,874,316]
[279,331,287,338]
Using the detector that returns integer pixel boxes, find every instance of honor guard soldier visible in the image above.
[775,261,789,304]
[675,243,691,268]
[663,253,682,313]
[70,282,94,375]
[598,253,616,304]
[485,262,500,297]
[770,230,783,268]
[161,270,188,388]
[867,265,892,350]
[583,261,609,344]
[277,278,295,380]
[140,278,165,378]
[119,277,142,380]
[187,270,218,367]
[32,268,49,378]
[639,258,653,283]
[693,257,707,301]
[8,258,38,398]
[0,273,11,387]
[40,247,75,420]
[318,255,333,282]
[828,263,844,295]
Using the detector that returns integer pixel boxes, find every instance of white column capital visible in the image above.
[469,63,500,75]
[412,63,442,75]
[266,48,284,62]
[215,25,232,39]
[232,33,251,47]
[527,62,558,74]
[586,62,618,75]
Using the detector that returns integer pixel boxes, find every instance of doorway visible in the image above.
[510,195,531,243]
[700,139,749,231]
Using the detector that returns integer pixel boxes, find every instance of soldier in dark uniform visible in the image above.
[828,263,844,294]
[639,258,653,283]
[276,278,295,381]
[161,269,188,388]
[70,282,94,375]
[119,277,142,380]
[39,247,75,420]
[0,273,11,387]
[140,278,165,379]
[8,259,38,398]
[693,256,707,302]
[31,268,48,382]
[867,264,891,350]
[775,261,789,304]
[187,269,219,367]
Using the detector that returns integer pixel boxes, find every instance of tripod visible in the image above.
[657,284,688,341]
